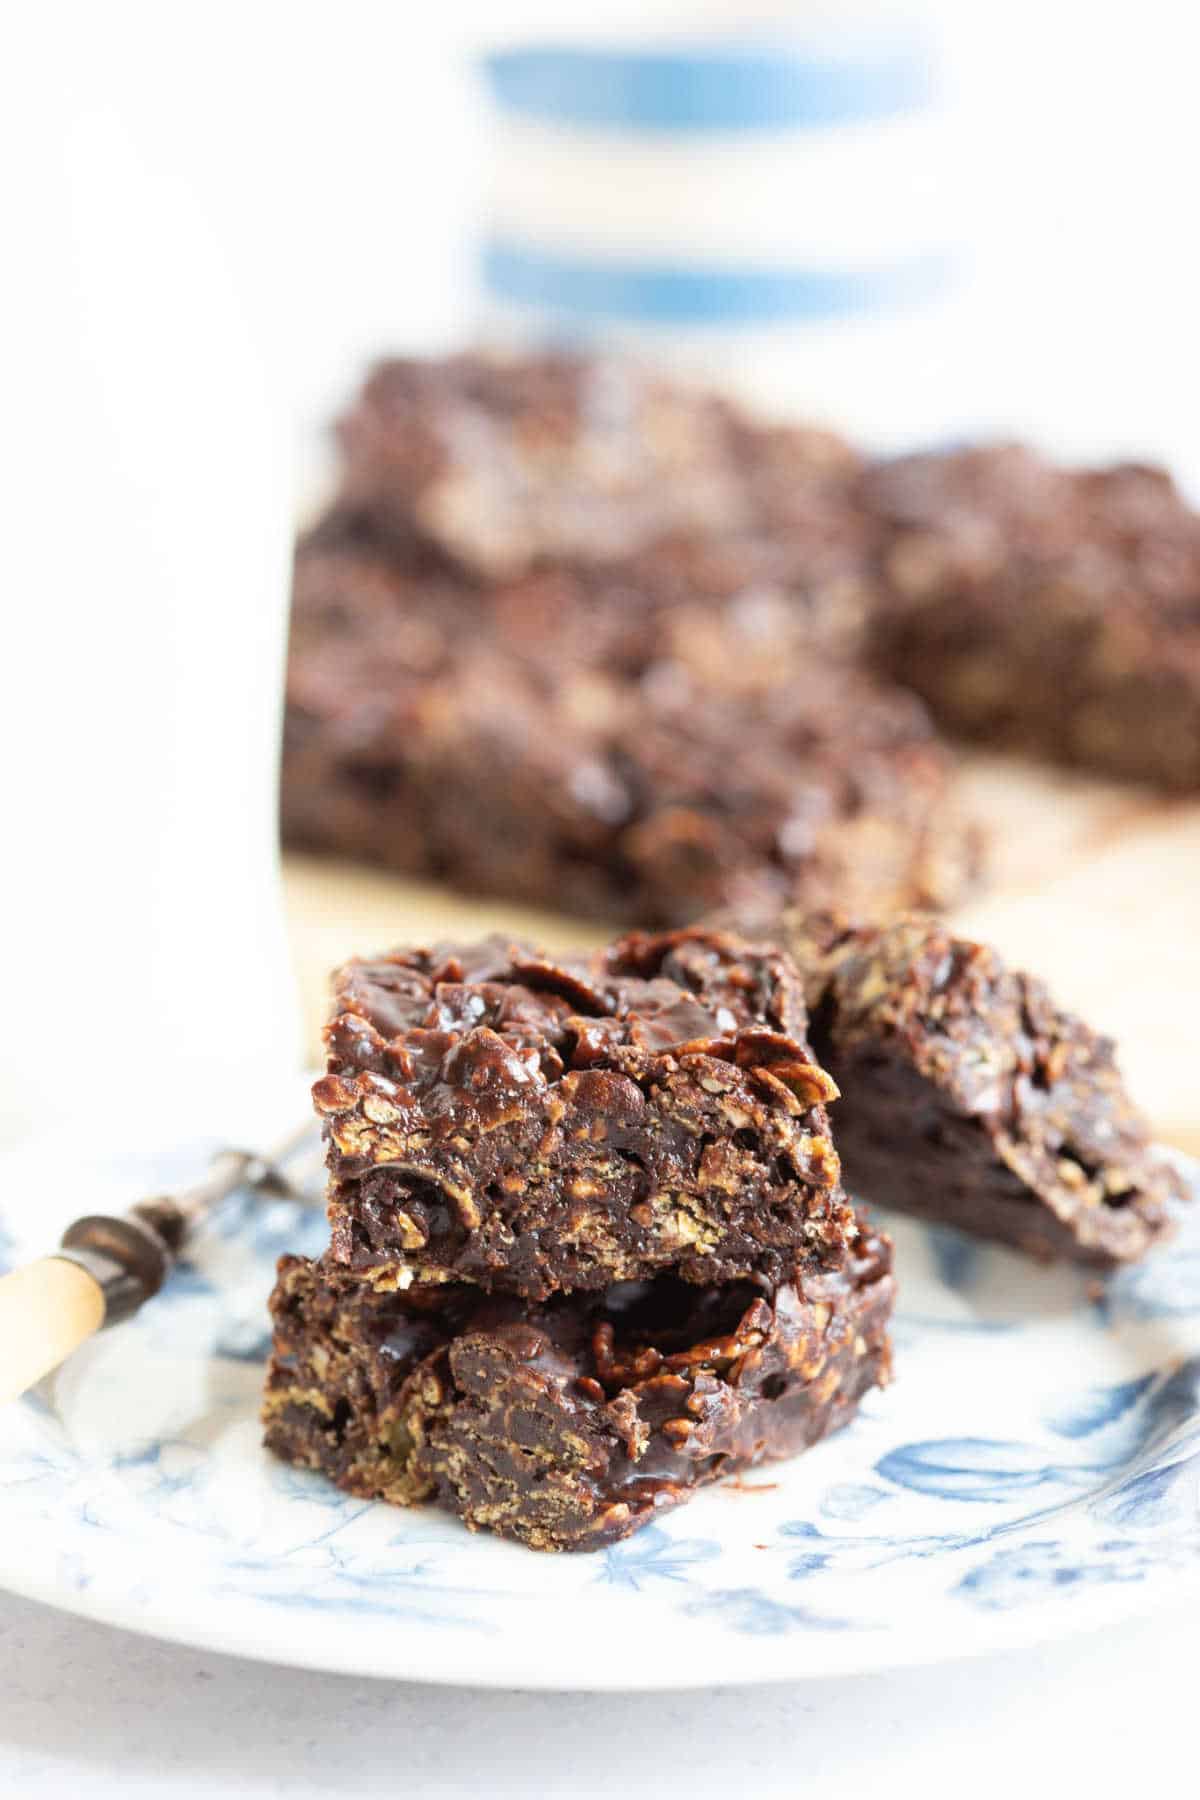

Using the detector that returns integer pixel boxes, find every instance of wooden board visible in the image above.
[283,752,1200,1153]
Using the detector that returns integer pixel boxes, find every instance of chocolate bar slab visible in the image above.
[862,446,1200,789]
[281,522,978,927]
[315,928,858,1300]
[263,1226,894,1552]
[788,911,1183,1266]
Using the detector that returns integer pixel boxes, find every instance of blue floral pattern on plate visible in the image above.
[0,1113,1197,1689]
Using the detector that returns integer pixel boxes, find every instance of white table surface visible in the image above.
[4,1588,1195,1798]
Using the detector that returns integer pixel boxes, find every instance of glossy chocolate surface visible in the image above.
[316,928,859,1299]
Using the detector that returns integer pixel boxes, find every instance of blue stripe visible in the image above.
[481,40,936,133]
[482,240,952,327]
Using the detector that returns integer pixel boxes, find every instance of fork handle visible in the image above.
[0,1257,107,1406]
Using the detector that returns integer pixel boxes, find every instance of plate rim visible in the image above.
[4,1547,1200,1689]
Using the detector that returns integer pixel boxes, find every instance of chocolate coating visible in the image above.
[315,927,862,1299]
[262,1226,894,1552]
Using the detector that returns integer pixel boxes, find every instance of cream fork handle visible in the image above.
[0,1257,106,1405]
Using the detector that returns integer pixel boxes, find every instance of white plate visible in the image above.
[1,1120,1198,1690]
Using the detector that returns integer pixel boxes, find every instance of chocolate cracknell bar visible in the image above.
[264,924,895,1550]
[861,444,1200,790]
[263,1229,894,1553]
[281,513,978,928]
[313,927,860,1300]
[786,911,1184,1266]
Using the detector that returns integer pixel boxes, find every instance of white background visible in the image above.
[2,3,1198,1794]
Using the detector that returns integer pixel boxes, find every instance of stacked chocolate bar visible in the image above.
[263,927,895,1551]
